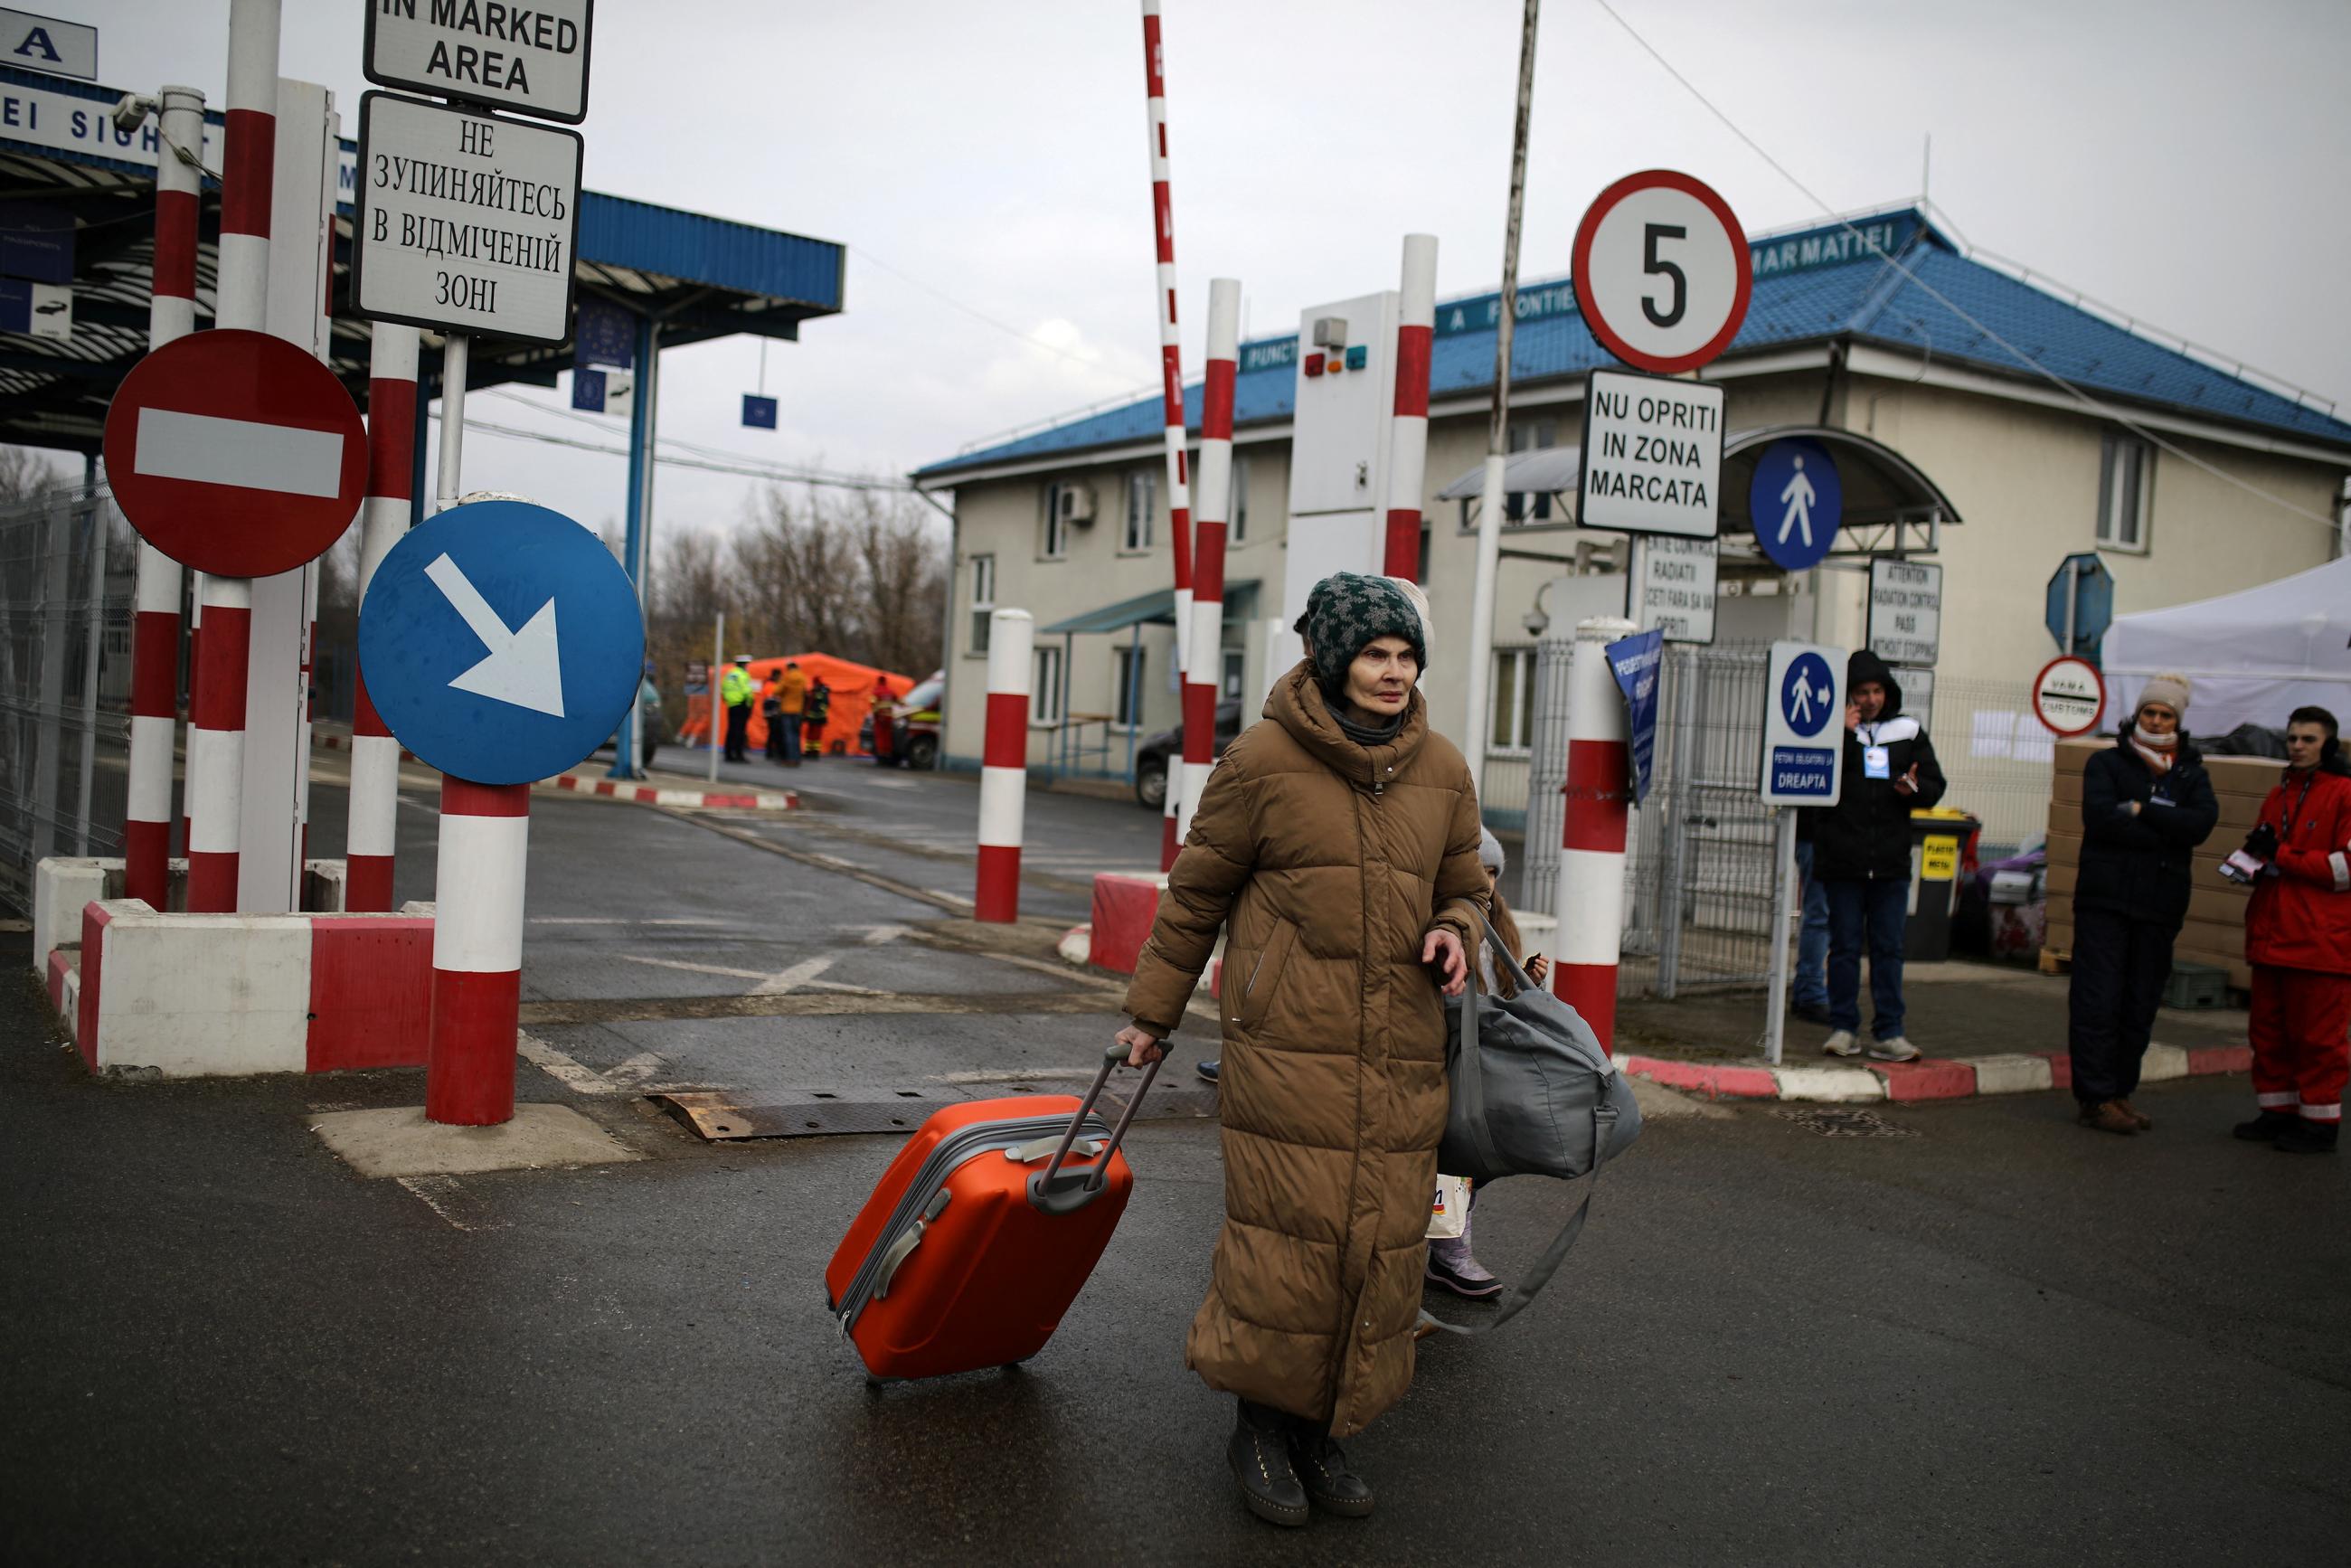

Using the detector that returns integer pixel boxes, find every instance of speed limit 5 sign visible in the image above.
[1572,170,1751,375]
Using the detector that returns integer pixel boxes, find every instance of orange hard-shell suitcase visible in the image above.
[826,1046,1161,1382]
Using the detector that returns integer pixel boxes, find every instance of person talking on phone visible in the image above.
[1799,650,1945,1063]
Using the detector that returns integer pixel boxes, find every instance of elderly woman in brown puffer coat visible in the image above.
[1116,571,1488,1530]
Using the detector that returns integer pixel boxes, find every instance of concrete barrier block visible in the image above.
[303,859,351,913]
[2140,1043,2191,1082]
[90,906,312,1076]
[307,916,434,1072]
[33,858,114,978]
[1965,1053,2056,1095]
[1088,874,1166,975]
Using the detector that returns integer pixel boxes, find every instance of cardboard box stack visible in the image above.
[2043,736,2285,988]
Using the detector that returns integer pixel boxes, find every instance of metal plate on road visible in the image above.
[102,328,368,576]
[351,91,583,345]
[1774,1106,1918,1138]
[1572,169,1751,375]
[364,0,593,123]
[359,498,644,785]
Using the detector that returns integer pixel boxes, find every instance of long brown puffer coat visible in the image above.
[1124,661,1488,1437]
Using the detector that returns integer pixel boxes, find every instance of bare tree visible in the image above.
[0,444,67,505]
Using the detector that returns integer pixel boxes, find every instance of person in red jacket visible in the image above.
[2236,706,2351,1154]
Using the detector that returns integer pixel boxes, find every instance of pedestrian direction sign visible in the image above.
[1750,438,1842,571]
[1761,639,1846,805]
[103,329,368,577]
[358,498,644,785]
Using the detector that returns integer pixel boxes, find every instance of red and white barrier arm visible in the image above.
[186,0,279,912]
[124,83,204,907]
[1178,278,1240,846]
[1383,233,1438,579]
[976,609,1034,923]
[1140,0,1192,872]
[1553,616,1635,1050]
[427,779,529,1126]
[346,322,420,912]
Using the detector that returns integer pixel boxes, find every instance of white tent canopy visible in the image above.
[2103,555,2351,736]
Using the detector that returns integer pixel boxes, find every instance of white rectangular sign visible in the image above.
[1576,368,1725,539]
[352,92,581,345]
[365,0,592,124]
[1760,639,1846,806]
[1867,558,1942,667]
[0,8,96,80]
[1635,535,1716,644]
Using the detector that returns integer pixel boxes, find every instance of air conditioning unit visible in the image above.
[1058,484,1097,526]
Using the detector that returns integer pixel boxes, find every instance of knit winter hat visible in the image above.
[2137,673,2191,720]
[1478,827,1506,877]
[1293,571,1429,701]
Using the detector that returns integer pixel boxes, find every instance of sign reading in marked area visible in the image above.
[1633,536,1717,644]
[1761,640,1846,805]
[359,498,644,785]
[1750,437,1843,571]
[2032,656,2107,738]
[1866,559,1942,666]
[1576,368,1724,539]
[1572,169,1752,375]
[102,329,367,577]
[364,0,593,124]
[351,90,583,345]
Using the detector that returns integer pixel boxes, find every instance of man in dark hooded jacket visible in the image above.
[1800,651,1945,1061]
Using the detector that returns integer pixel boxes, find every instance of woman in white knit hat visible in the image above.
[2066,673,2218,1134]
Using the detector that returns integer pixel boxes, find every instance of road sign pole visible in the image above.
[612,312,660,780]
[709,611,724,784]
[1382,235,1437,579]
[349,321,420,912]
[436,333,468,511]
[426,776,529,1125]
[125,83,204,908]
[1555,616,1636,1049]
[977,609,1034,922]
[1178,278,1242,848]
[1138,0,1193,875]
[1763,808,1796,1065]
[184,0,279,913]
[2062,557,2078,656]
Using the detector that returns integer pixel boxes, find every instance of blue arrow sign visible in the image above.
[359,499,645,786]
[1750,438,1841,571]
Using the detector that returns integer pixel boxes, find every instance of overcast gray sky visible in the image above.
[75,0,2351,541]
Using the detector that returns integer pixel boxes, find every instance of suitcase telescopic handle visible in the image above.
[1030,1043,1162,1215]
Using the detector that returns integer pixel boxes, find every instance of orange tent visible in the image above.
[679,652,916,758]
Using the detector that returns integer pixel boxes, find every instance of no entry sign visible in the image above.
[1572,170,1751,375]
[102,329,367,577]
[2033,656,2107,737]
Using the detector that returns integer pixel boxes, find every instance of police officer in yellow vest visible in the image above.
[721,655,755,762]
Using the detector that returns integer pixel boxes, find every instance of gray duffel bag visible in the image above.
[1424,913,1643,1337]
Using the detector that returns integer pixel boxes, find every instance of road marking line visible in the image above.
[614,954,773,982]
[531,916,733,927]
[516,1031,621,1096]
[607,1052,666,1086]
[925,889,975,907]
[398,1174,475,1231]
[135,406,346,496]
[751,955,838,997]
[856,924,913,945]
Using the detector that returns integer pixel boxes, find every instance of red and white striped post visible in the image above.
[1383,233,1438,580]
[1553,616,1636,1049]
[185,0,279,912]
[427,778,528,1124]
[1177,279,1240,846]
[976,609,1034,922]
[124,84,204,908]
[1139,0,1192,873]
[346,322,420,912]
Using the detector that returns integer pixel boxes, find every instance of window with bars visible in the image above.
[1230,453,1251,543]
[968,554,995,654]
[1505,419,1557,524]
[1489,647,1537,753]
[1113,646,1147,726]
[1040,482,1069,559]
[1124,469,1156,553]
[2097,432,2151,551]
[1032,645,1065,726]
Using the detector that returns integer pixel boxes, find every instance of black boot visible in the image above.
[1285,1417,1374,1518]
[1227,1400,1308,1528]
[2273,1118,2339,1155]
[2233,1110,2299,1143]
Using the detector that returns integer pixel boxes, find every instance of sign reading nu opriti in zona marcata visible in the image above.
[1575,369,1725,538]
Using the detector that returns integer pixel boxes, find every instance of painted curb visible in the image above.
[1612,1044,2253,1103]
[543,773,798,812]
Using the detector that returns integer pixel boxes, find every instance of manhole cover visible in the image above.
[1773,1106,1918,1138]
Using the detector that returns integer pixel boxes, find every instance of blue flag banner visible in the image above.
[1605,628,1666,807]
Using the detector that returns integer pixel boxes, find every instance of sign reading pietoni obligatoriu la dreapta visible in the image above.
[351,91,581,345]
[364,0,593,124]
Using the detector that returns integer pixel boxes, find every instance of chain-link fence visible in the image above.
[0,481,136,915]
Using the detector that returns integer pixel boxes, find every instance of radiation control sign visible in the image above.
[352,90,582,345]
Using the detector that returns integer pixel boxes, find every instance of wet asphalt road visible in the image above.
[8,767,2347,1564]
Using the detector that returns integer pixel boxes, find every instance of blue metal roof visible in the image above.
[917,207,2351,479]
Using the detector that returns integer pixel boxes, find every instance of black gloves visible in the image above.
[2242,822,2279,861]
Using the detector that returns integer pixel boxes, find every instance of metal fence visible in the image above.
[0,482,136,916]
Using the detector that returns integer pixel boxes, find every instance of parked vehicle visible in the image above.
[1133,699,1242,808]
[859,671,944,769]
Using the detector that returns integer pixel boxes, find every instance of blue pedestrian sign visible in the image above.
[1750,438,1841,571]
[1760,640,1846,806]
[359,499,646,786]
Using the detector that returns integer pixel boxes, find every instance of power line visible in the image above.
[458,413,914,493]
[1587,0,2343,534]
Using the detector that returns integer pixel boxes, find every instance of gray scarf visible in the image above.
[1336,708,1404,749]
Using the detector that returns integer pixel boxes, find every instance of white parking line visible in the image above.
[515,1032,621,1096]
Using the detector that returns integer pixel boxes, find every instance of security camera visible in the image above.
[1523,609,1549,638]
[111,93,155,135]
